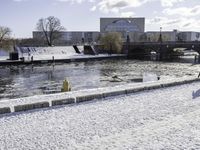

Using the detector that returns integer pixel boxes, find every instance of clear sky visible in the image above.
[1,0,200,38]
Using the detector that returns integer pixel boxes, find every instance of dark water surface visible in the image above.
[0,59,199,100]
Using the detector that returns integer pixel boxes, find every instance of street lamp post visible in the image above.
[158,27,162,60]
[109,42,112,55]
[126,30,130,54]
[159,27,162,43]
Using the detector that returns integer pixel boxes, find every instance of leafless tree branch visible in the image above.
[36,16,65,46]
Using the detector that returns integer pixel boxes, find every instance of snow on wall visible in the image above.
[1,78,200,149]
[0,49,9,60]
[16,46,84,60]
[0,49,9,56]
[0,76,199,114]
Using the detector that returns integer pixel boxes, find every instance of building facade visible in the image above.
[100,17,145,42]
[146,30,178,42]
[177,32,200,41]
[145,30,200,42]
[100,18,145,33]
[32,18,200,45]
[32,31,100,45]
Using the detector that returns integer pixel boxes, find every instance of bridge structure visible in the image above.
[126,41,200,60]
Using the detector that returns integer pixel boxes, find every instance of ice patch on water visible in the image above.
[143,72,158,82]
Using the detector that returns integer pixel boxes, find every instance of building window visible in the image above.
[104,19,140,32]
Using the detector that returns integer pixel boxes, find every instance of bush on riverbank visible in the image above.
[100,32,123,54]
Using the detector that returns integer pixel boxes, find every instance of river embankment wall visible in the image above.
[0,76,199,115]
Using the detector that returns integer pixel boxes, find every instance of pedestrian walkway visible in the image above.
[1,81,200,149]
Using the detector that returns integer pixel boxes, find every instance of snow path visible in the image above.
[1,82,200,149]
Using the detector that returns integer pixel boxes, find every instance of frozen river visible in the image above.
[0,59,199,100]
[1,81,200,149]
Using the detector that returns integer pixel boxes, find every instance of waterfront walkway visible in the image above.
[1,81,200,149]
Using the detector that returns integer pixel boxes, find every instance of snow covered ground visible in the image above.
[0,76,196,109]
[1,81,200,149]
[0,49,9,60]
[0,56,9,60]
[17,46,84,60]
[0,46,126,61]
[15,46,125,61]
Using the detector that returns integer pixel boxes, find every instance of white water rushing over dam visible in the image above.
[0,46,84,61]
[15,46,84,60]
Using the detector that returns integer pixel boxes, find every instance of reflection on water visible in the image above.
[0,61,103,100]
[0,59,199,100]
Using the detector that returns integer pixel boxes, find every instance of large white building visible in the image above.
[100,18,145,33]
[100,17,145,42]
[145,30,200,42]
[177,31,200,41]
[33,17,145,45]
[33,31,100,45]
[32,17,200,45]
[146,30,178,42]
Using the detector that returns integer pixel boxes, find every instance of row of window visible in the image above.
[104,20,140,32]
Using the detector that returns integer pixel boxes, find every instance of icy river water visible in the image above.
[0,58,199,100]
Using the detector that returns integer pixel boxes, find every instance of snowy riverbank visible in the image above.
[1,77,200,149]
[0,76,199,114]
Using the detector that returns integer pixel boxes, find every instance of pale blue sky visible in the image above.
[1,0,200,38]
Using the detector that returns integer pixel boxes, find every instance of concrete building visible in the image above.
[146,30,178,42]
[100,17,145,42]
[32,18,200,45]
[32,31,100,45]
[145,30,200,42]
[177,31,200,41]
[100,17,145,33]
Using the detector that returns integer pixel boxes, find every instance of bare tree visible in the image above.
[36,16,65,46]
[0,26,11,46]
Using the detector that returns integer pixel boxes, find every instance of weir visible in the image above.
[84,45,98,55]
[73,45,81,54]
[15,46,83,60]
